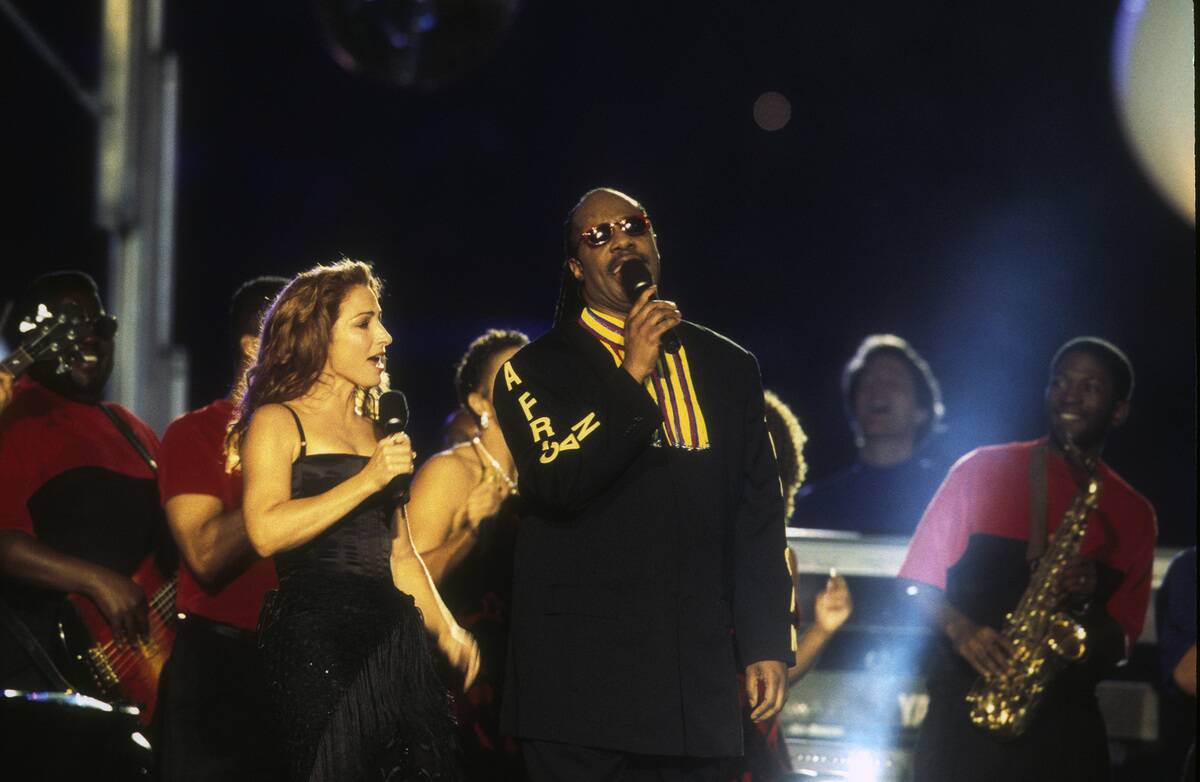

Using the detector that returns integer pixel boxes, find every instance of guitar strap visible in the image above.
[98,404,178,576]
[98,404,158,474]
[1026,440,1049,564]
[0,596,75,691]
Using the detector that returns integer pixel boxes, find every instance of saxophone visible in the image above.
[965,441,1101,739]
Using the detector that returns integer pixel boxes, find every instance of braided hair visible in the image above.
[554,187,649,325]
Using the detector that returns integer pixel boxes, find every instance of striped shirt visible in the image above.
[578,307,710,450]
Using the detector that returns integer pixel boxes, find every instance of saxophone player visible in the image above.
[898,337,1157,782]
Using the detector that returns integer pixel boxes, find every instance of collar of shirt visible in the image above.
[577,306,711,450]
[579,307,629,353]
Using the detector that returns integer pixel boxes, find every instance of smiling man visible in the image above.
[793,334,947,533]
[0,271,168,692]
[492,188,793,781]
[898,336,1157,782]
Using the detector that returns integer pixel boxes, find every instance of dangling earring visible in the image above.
[480,411,490,430]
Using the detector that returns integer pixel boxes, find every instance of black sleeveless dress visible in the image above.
[257,409,458,781]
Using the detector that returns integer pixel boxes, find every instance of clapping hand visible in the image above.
[813,571,852,634]
[461,477,510,535]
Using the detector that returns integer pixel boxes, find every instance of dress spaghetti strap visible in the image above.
[281,404,308,458]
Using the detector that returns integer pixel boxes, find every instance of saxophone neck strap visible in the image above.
[1027,441,1049,564]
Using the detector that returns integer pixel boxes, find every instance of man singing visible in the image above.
[899,337,1157,781]
[492,188,793,781]
[794,334,947,534]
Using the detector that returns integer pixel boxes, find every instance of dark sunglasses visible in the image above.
[579,214,652,249]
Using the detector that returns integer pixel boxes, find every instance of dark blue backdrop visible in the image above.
[3,1,1194,543]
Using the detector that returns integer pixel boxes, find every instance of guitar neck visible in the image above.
[1,348,34,378]
[148,577,178,622]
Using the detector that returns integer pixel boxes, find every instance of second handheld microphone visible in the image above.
[377,390,412,503]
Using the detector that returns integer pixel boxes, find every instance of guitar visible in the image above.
[3,303,176,724]
[59,556,178,726]
[1,300,93,380]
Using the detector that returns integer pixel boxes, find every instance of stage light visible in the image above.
[1112,0,1195,223]
[753,91,792,131]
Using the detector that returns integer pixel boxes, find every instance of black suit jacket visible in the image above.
[493,319,791,757]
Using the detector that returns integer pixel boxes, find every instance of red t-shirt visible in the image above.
[0,376,163,576]
[158,398,276,630]
[900,439,1157,647]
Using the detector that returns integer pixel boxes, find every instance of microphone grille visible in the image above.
[618,260,654,298]
[378,390,409,432]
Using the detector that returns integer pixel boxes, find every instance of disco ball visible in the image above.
[315,0,522,90]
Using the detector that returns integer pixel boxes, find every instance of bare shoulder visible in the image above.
[248,403,298,433]
[415,445,480,488]
[244,403,302,456]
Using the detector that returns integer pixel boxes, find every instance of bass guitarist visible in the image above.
[0,271,170,695]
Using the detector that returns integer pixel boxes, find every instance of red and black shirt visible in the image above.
[158,399,276,631]
[900,439,1157,695]
[0,376,164,577]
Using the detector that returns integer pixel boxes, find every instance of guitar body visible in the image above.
[60,556,178,726]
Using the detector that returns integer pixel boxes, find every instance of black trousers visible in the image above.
[912,688,1110,782]
[154,615,286,781]
[522,739,727,782]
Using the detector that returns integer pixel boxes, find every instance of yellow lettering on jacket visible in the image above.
[558,433,580,451]
[503,361,522,391]
[570,411,600,441]
[539,440,560,463]
[529,416,555,442]
[518,391,537,421]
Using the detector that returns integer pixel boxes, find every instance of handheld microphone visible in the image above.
[378,390,412,503]
[619,260,681,354]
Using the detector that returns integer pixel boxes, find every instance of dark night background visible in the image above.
[3,2,1195,545]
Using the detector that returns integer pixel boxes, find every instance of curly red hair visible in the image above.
[226,259,384,465]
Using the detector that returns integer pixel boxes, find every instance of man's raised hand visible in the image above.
[621,286,681,384]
